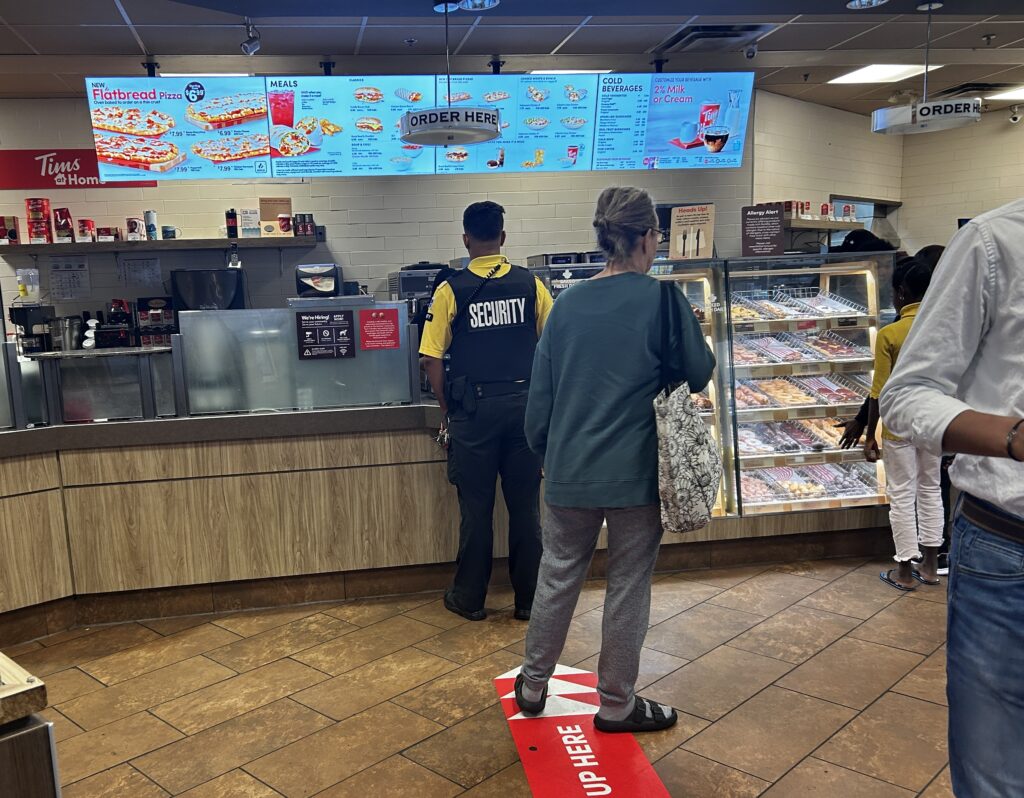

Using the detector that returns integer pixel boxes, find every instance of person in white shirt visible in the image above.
[880,197,1024,798]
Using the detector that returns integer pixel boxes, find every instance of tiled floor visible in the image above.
[3,557,953,797]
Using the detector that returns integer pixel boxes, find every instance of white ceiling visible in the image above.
[1,0,1023,114]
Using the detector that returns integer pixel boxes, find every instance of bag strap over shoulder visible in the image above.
[659,281,682,393]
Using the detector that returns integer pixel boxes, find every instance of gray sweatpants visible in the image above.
[521,502,663,713]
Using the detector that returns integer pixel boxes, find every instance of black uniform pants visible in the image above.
[447,391,543,612]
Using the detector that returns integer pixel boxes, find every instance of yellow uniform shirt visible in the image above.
[419,255,554,358]
[870,302,920,441]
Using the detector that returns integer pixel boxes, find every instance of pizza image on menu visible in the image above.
[355,116,384,133]
[93,132,186,172]
[270,125,312,157]
[444,91,472,103]
[185,91,268,130]
[90,106,174,137]
[483,90,510,103]
[445,147,469,163]
[394,88,423,102]
[191,133,270,163]
[355,86,384,103]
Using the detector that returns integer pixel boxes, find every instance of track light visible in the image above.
[240,18,261,56]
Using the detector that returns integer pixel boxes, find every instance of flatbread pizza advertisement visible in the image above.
[86,77,272,181]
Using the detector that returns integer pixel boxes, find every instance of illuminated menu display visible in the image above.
[85,73,753,182]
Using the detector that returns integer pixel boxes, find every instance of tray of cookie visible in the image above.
[747,335,819,363]
[798,417,849,449]
[747,377,821,407]
[732,338,777,366]
[793,375,865,405]
[741,472,784,504]
[734,380,778,409]
[802,463,877,497]
[732,290,812,322]
[792,330,872,361]
[756,466,828,500]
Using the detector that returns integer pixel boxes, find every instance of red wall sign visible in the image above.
[359,308,401,351]
[494,665,671,797]
[0,149,155,190]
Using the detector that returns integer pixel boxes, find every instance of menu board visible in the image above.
[86,76,272,181]
[86,73,754,182]
[265,75,436,177]
[593,73,755,171]
[433,74,599,176]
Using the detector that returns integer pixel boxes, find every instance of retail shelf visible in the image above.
[783,219,865,232]
[735,401,863,423]
[739,448,865,470]
[742,492,887,515]
[2,237,318,257]
[731,315,876,334]
[733,358,873,378]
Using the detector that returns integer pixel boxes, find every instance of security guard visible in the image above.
[420,201,553,622]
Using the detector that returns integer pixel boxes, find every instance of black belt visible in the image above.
[473,381,529,399]
[962,494,1024,544]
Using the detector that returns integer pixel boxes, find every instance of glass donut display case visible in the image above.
[723,252,896,516]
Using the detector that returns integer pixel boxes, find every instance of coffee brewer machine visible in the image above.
[8,305,54,353]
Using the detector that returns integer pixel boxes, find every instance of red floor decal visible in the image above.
[494,665,670,797]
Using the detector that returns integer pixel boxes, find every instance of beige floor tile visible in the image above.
[484,585,517,610]
[393,649,521,726]
[646,578,722,625]
[815,692,949,792]
[205,613,356,673]
[38,626,107,648]
[12,624,161,677]
[646,645,793,721]
[133,699,331,794]
[707,571,828,617]
[38,707,83,742]
[854,558,901,576]
[417,612,528,665]
[212,605,326,637]
[245,702,442,796]
[892,646,947,706]
[633,711,709,764]
[645,602,763,660]
[770,558,867,582]
[43,668,106,705]
[848,598,947,655]
[141,613,231,636]
[2,639,43,657]
[504,609,604,666]
[57,712,184,785]
[315,755,462,798]
[81,624,242,685]
[797,572,902,620]
[177,770,283,797]
[728,606,861,664]
[653,749,769,797]
[673,564,770,589]
[777,638,924,709]
[920,766,954,797]
[293,615,442,675]
[761,758,915,797]
[63,764,170,798]
[59,656,235,730]
[292,646,457,721]
[683,686,856,782]
[153,658,328,734]
[459,762,532,797]
[324,594,438,627]
[575,646,689,692]
[404,704,517,789]
[403,599,470,630]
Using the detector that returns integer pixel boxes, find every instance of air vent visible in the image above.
[654,24,776,54]
[933,82,1015,98]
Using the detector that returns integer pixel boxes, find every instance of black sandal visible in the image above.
[514,673,547,715]
[593,696,678,734]
[912,570,941,586]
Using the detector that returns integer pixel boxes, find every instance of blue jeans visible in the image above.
[948,504,1024,797]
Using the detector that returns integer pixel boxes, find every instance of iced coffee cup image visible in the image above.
[703,126,730,153]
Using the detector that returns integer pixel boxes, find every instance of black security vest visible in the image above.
[446,264,538,385]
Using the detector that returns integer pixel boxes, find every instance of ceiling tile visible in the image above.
[1,2,123,25]
[359,25,471,55]
[255,26,362,56]
[757,23,879,50]
[831,21,965,49]
[587,16,691,25]
[693,15,796,24]
[794,14,903,23]
[11,25,144,55]
[119,0,246,25]
[757,66,853,85]
[457,25,577,55]
[556,24,683,54]
[931,22,1024,48]
[0,73,82,97]
[134,25,241,55]
[478,16,585,25]
[0,25,34,54]
[249,16,364,25]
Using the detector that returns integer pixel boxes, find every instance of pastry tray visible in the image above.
[781,330,873,361]
[778,289,868,317]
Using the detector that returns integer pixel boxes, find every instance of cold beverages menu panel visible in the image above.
[594,72,755,171]
[433,73,600,175]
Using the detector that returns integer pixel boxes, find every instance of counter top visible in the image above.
[25,346,172,360]
[0,403,444,458]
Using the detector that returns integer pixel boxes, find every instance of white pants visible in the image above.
[884,438,945,562]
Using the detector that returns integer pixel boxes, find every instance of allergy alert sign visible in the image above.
[494,665,670,797]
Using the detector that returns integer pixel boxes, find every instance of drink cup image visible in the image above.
[703,126,730,153]
[679,120,698,142]
[269,90,295,128]
[698,101,721,137]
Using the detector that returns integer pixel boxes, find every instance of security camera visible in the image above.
[1010,106,1022,124]
[240,18,261,56]
[744,44,758,60]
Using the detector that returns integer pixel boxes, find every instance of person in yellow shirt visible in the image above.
[866,256,943,591]
[420,201,553,622]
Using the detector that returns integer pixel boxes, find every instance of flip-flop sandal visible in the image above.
[880,569,917,592]
[593,696,678,734]
[514,672,547,715]
[912,570,942,586]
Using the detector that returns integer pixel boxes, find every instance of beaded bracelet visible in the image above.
[1008,419,1024,463]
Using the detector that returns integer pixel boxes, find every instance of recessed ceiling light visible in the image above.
[916,2,944,9]
[433,2,458,12]
[458,0,499,9]
[986,87,1024,100]
[160,72,253,77]
[528,69,613,75]
[829,64,943,84]
[846,0,890,8]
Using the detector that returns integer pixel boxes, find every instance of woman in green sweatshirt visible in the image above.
[513,186,716,733]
